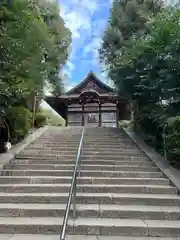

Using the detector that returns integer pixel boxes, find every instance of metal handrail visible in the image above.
[60,126,86,240]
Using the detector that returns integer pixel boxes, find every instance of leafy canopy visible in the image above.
[0,0,72,116]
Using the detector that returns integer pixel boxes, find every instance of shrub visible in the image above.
[165,116,180,166]
[5,106,32,143]
[135,104,166,135]
[134,104,168,152]
[118,120,133,129]
[34,112,47,128]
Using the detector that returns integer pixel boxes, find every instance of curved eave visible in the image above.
[45,93,128,108]
[66,72,115,95]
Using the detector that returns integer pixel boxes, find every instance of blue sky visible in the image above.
[59,0,112,91]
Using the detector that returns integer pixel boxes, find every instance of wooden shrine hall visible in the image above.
[46,72,130,127]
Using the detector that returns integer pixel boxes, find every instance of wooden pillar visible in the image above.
[82,103,85,126]
[99,102,102,127]
[65,104,68,127]
[116,101,119,128]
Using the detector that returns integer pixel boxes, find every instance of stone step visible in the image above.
[7,164,159,172]
[2,170,163,178]
[0,193,179,205]
[70,217,180,237]
[25,148,142,154]
[0,176,170,185]
[0,235,178,240]
[39,134,127,138]
[0,184,176,194]
[21,146,143,154]
[0,217,71,234]
[19,150,144,158]
[0,217,179,236]
[0,203,180,220]
[38,134,128,138]
[15,155,149,161]
[35,140,135,144]
[30,143,136,148]
[16,152,146,159]
[13,159,154,166]
[96,205,180,220]
[97,237,179,240]
[26,147,141,151]
[1,126,179,238]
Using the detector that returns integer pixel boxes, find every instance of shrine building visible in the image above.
[46,71,130,127]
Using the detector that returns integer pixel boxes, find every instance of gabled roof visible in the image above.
[66,71,115,95]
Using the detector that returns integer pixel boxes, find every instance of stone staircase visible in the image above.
[0,126,180,240]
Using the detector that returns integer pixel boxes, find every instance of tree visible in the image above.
[0,0,71,115]
[0,0,72,142]
[101,1,180,164]
[37,0,72,96]
[99,0,163,68]
[0,0,54,114]
[110,8,180,105]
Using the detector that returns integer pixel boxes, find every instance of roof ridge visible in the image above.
[66,71,114,95]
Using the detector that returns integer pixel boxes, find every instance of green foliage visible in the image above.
[0,0,71,116]
[0,0,71,143]
[5,106,32,143]
[102,7,180,104]
[0,0,53,114]
[34,112,47,128]
[101,3,180,166]
[135,104,167,133]
[100,0,163,67]
[37,0,72,95]
[133,104,168,152]
[40,109,65,126]
[118,120,133,128]
[166,116,180,166]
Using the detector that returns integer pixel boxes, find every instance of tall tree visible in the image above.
[99,0,163,68]
[0,0,72,116]
[104,7,180,105]
[37,0,72,96]
[0,0,54,114]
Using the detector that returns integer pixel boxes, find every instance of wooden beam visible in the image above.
[99,102,101,127]
[82,103,84,126]
[116,101,119,128]
[65,105,68,127]
[68,109,117,114]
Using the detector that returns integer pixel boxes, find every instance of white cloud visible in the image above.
[83,38,102,67]
[61,10,85,38]
[60,0,106,47]
[70,0,99,15]
[60,0,97,40]
[92,18,107,37]
[84,38,102,54]
[60,61,75,87]
[61,69,72,79]
[66,82,77,91]
[66,61,75,72]
[59,0,111,87]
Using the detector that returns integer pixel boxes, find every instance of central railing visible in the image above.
[60,126,86,240]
